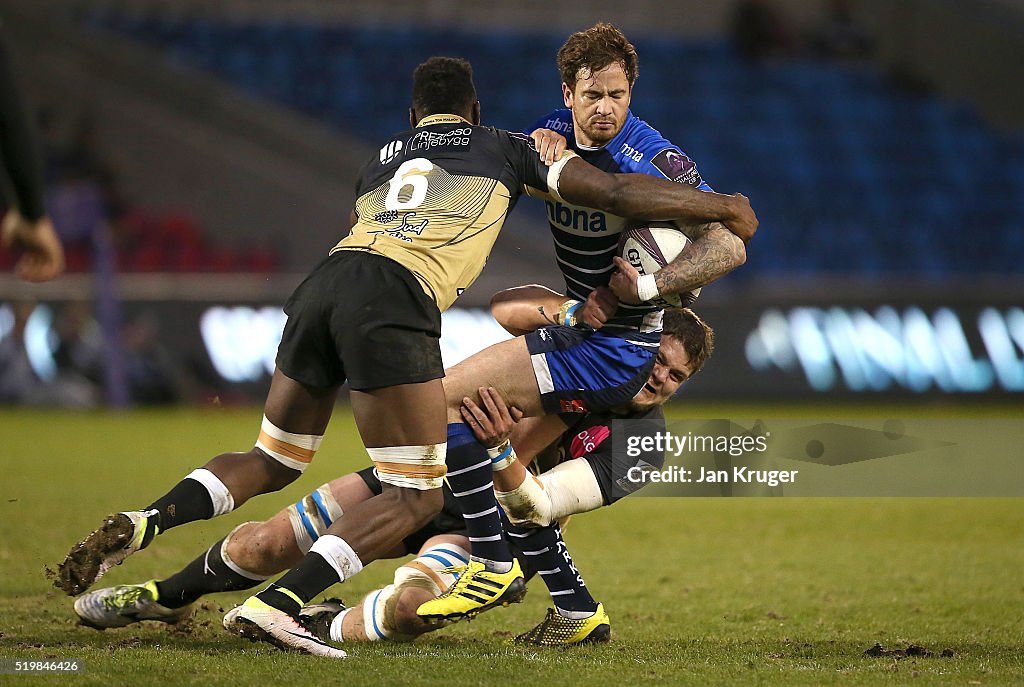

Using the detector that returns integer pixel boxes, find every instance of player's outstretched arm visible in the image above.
[464,387,602,526]
[490,284,619,333]
[461,387,570,527]
[557,157,759,243]
[460,386,566,473]
[490,284,567,335]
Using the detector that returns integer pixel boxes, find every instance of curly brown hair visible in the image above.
[662,307,714,376]
[557,23,639,90]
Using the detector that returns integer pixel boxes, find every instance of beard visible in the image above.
[579,120,619,146]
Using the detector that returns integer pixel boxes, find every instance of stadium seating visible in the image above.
[80,11,1024,277]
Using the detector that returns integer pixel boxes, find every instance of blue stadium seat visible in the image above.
[81,17,1024,277]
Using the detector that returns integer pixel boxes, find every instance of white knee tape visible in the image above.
[185,468,235,517]
[286,483,344,553]
[255,415,322,473]
[366,443,447,490]
[362,585,416,642]
[394,543,470,596]
[360,543,472,642]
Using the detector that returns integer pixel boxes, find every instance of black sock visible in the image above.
[145,477,214,532]
[255,553,340,614]
[444,422,511,567]
[506,516,598,614]
[155,538,263,608]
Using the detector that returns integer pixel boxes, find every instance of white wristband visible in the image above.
[636,273,660,302]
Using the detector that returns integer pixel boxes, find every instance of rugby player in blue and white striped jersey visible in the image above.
[73,298,713,647]
[421,24,756,623]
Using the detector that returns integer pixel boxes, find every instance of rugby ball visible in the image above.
[617,221,701,308]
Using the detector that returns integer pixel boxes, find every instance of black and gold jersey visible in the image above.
[333,114,574,312]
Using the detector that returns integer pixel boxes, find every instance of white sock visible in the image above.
[329,608,352,642]
[472,556,513,574]
[309,535,364,582]
[556,606,596,620]
[185,468,235,516]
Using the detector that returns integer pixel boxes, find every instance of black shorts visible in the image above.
[276,251,443,391]
[356,466,468,555]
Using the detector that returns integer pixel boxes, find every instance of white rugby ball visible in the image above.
[617,221,701,308]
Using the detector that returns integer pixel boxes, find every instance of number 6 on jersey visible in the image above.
[385,158,434,210]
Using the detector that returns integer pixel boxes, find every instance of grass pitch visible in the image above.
[1,406,1021,686]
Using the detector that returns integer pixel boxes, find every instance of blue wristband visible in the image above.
[564,302,582,326]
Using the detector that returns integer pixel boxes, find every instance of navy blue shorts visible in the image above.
[524,326,658,415]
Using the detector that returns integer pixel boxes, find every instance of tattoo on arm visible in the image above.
[655,223,746,295]
[676,222,715,240]
[538,306,556,325]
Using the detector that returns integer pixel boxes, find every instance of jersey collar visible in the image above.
[416,113,472,127]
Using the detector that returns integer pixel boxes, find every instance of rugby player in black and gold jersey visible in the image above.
[57,56,755,657]
[74,302,711,648]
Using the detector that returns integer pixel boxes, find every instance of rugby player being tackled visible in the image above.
[416,23,755,623]
[74,290,712,647]
[58,55,754,657]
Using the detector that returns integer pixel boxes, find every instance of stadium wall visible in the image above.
[4,279,1022,403]
[864,0,1024,132]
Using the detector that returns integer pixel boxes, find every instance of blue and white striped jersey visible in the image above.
[525,109,712,336]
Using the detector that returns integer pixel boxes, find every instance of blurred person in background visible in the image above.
[121,312,182,405]
[0,299,43,402]
[0,21,64,282]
